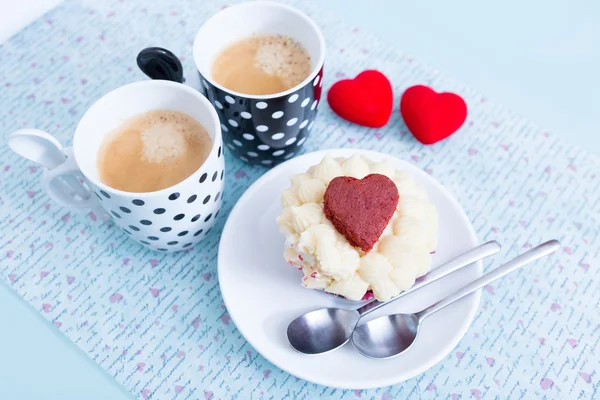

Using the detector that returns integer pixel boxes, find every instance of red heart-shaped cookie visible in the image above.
[400,85,467,145]
[324,174,399,252]
[327,70,393,128]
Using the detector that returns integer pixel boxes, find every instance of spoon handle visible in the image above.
[357,240,501,316]
[417,240,561,321]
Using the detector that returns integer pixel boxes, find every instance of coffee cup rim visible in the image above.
[73,80,222,198]
[192,0,326,100]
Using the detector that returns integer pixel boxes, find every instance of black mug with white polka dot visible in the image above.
[17,80,225,253]
[138,2,325,166]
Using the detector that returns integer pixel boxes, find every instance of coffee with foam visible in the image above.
[211,34,311,95]
[98,110,212,193]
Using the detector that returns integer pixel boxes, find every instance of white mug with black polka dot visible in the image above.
[138,1,325,167]
[24,80,225,253]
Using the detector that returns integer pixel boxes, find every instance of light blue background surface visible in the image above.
[1,1,598,399]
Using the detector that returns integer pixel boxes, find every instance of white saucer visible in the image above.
[218,149,481,389]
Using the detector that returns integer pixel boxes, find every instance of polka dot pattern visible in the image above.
[200,66,324,166]
[92,138,225,252]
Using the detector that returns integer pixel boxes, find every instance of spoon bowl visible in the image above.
[352,314,419,359]
[287,308,360,355]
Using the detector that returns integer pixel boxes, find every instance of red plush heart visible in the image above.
[327,70,393,128]
[400,85,467,145]
[324,174,399,253]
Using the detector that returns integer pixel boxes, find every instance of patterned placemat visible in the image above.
[0,0,598,399]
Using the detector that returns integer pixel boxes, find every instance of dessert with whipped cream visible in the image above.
[277,154,438,301]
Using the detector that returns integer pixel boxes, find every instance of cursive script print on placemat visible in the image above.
[0,0,598,399]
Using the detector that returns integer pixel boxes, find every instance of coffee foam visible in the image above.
[141,123,185,163]
[253,35,311,87]
[139,112,198,164]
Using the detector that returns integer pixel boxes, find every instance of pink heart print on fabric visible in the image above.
[540,378,554,390]
[191,317,201,329]
[580,372,592,383]
[470,389,481,400]
[61,213,71,224]
[109,293,123,304]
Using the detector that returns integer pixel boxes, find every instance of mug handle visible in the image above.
[42,147,99,210]
[136,47,202,90]
[137,47,185,83]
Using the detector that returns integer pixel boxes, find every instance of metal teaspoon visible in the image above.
[287,241,501,355]
[351,239,560,359]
